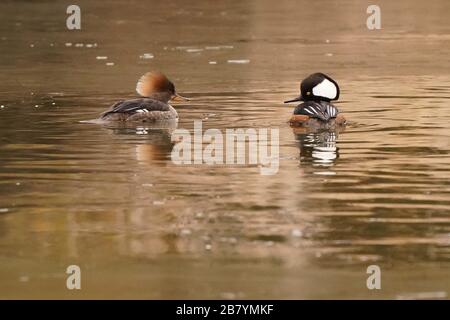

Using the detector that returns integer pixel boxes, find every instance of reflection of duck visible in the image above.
[293,126,344,166]
[100,72,189,122]
[135,131,175,162]
[285,73,346,128]
[102,121,178,163]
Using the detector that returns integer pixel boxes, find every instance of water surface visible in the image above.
[0,0,449,299]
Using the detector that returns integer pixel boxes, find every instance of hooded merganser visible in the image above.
[285,73,346,127]
[100,72,189,122]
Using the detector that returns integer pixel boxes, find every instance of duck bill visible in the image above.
[171,93,190,101]
[284,95,303,103]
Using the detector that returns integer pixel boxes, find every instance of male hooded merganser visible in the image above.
[100,72,189,122]
[285,73,346,127]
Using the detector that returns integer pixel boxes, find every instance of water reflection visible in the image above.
[292,127,344,170]
[100,121,177,162]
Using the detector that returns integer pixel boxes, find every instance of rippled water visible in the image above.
[0,0,449,299]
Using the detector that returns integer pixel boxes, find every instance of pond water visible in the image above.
[0,0,449,299]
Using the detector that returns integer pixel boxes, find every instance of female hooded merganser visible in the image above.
[100,72,189,122]
[285,73,346,128]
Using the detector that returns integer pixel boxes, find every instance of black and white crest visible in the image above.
[284,72,340,104]
[301,73,340,101]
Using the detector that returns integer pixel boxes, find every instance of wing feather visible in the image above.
[101,99,170,118]
[294,101,339,121]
